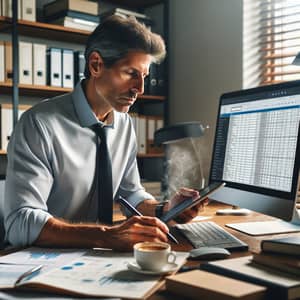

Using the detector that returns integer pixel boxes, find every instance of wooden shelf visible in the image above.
[0,17,90,43]
[0,83,72,98]
[0,82,165,100]
[137,153,164,158]
[100,0,164,8]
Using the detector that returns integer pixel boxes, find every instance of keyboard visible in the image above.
[175,221,248,251]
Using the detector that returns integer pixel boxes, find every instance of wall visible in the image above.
[168,0,243,184]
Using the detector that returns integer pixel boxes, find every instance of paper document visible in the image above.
[21,250,189,299]
[0,264,36,288]
[0,247,86,272]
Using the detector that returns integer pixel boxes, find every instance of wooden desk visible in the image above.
[149,201,300,300]
[1,202,299,300]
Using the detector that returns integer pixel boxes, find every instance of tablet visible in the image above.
[160,182,225,223]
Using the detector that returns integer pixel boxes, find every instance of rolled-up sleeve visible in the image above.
[118,125,155,216]
[4,110,53,247]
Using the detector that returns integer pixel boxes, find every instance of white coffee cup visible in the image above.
[133,242,177,271]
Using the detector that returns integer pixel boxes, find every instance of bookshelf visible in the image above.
[0,0,169,182]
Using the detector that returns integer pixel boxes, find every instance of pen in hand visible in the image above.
[118,196,179,244]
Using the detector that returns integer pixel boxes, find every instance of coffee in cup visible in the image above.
[134,242,176,271]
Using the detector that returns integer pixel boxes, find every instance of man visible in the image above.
[3,16,205,251]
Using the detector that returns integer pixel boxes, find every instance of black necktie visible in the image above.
[93,124,113,224]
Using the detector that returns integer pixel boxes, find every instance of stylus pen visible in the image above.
[118,196,179,244]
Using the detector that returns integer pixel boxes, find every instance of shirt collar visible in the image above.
[72,80,115,128]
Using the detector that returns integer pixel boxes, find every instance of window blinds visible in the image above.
[244,0,300,87]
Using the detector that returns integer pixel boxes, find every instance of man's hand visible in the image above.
[104,215,169,251]
[167,187,209,223]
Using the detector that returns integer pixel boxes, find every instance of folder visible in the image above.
[21,0,36,21]
[62,49,74,88]
[47,47,62,87]
[74,51,85,85]
[0,104,31,150]
[148,64,158,95]
[4,41,12,83]
[146,116,155,154]
[19,41,33,85]
[2,0,21,18]
[33,43,46,86]
[0,42,4,83]
[138,115,147,155]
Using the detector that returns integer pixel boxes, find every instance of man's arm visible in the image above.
[34,215,170,251]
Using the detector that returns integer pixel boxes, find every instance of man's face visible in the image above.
[94,51,152,113]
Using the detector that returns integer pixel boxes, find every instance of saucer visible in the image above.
[127,261,179,275]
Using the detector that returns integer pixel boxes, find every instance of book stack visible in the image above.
[252,236,300,277]
[100,7,152,27]
[200,236,300,300]
[43,0,99,32]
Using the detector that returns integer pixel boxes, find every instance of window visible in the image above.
[243,0,300,88]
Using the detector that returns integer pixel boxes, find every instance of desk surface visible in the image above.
[150,201,300,300]
[1,201,300,300]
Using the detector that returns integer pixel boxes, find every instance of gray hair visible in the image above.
[84,15,166,78]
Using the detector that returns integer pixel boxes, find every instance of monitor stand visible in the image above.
[226,208,300,236]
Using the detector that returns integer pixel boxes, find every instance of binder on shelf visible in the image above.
[47,47,62,87]
[138,115,147,155]
[2,0,21,18]
[4,41,12,83]
[21,0,36,21]
[33,43,46,86]
[74,50,85,85]
[0,104,31,151]
[0,42,4,83]
[147,116,156,154]
[148,64,158,95]
[19,41,33,85]
[62,49,74,88]
[147,116,164,154]
[156,62,166,95]
[43,0,99,17]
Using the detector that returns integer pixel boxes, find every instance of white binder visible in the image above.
[48,47,62,87]
[0,104,31,150]
[33,43,46,86]
[62,49,74,88]
[19,41,33,85]
[138,115,147,155]
[2,0,21,18]
[21,0,36,21]
[4,41,12,83]
[0,42,4,83]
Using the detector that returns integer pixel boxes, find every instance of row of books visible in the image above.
[0,41,85,88]
[130,113,164,155]
[0,0,36,21]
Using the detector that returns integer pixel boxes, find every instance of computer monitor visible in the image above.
[209,80,300,235]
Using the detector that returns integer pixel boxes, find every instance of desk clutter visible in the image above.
[168,235,300,300]
[0,247,188,299]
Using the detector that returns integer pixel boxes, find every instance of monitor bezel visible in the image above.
[209,80,300,202]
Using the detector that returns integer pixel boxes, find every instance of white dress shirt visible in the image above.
[4,82,154,246]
